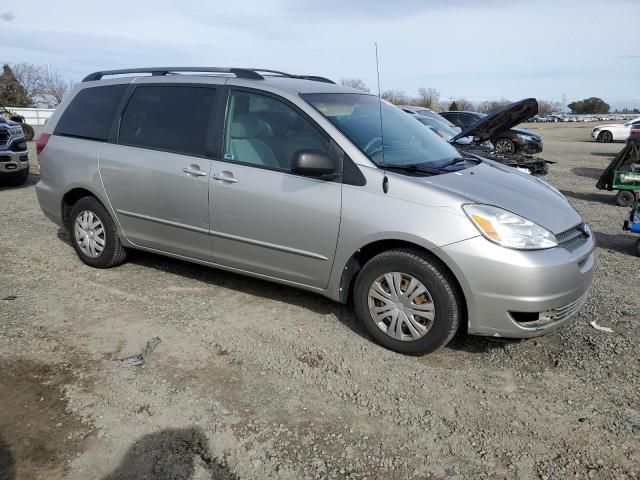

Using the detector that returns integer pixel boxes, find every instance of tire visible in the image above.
[5,166,29,186]
[597,130,612,143]
[68,196,127,268]
[635,239,640,257]
[494,138,516,154]
[615,190,635,207]
[20,123,34,142]
[353,249,462,355]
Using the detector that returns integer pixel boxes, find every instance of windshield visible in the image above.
[302,93,459,167]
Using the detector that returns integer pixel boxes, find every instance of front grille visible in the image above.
[0,129,8,146]
[556,223,589,249]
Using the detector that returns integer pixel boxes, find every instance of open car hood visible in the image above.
[452,98,538,143]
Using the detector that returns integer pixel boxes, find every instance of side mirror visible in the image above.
[291,150,337,179]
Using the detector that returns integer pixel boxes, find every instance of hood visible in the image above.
[425,161,581,234]
[593,124,620,130]
[0,117,19,126]
[452,98,538,143]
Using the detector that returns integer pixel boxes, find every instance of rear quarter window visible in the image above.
[54,84,128,141]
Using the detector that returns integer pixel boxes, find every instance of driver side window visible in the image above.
[223,91,330,172]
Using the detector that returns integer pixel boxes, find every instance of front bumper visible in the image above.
[439,232,596,338]
[520,139,543,154]
[0,149,29,174]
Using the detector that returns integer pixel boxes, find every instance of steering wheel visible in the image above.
[364,136,383,155]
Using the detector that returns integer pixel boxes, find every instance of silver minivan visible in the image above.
[35,67,595,354]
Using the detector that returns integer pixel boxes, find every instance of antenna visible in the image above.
[375,42,387,177]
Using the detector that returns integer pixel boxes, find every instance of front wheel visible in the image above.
[68,197,127,268]
[597,130,612,143]
[494,138,516,154]
[353,249,462,355]
[615,190,635,207]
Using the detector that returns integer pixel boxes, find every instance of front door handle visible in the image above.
[213,172,239,183]
[183,165,208,177]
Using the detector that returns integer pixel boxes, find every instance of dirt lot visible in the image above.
[1,123,638,480]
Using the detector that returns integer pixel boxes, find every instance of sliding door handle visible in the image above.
[213,172,239,183]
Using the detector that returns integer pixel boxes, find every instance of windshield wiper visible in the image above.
[382,164,443,175]
[438,157,481,169]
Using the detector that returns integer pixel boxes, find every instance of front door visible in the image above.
[100,84,218,261]
[209,89,342,289]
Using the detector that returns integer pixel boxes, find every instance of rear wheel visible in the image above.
[353,249,462,355]
[635,239,640,257]
[615,190,635,207]
[68,197,127,268]
[494,138,516,154]
[597,130,612,143]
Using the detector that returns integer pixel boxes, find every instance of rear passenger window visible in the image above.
[223,90,330,172]
[54,84,127,141]
[119,86,216,157]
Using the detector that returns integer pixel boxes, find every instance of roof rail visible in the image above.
[82,67,264,82]
[82,67,336,84]
[248,69,336,84]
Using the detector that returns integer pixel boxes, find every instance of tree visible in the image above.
[0,64,33,106]
[12,63,46,105]
[448,100,459,111]
[340,78,370,93]
[537,100,563,115]
[476,98,512,114]
[381,89,409,105]
[567,97,610,114]
[414,87,440,109]
[449,98,474,111]
[41,70,72,107]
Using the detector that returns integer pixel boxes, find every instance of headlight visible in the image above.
[9,126,23,136]
[462,204,558,250]
[517,134,534,142]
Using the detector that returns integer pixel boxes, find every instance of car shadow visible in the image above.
[590,152,616,158]
[101,427,236,480]
[446,331,524,353]
[55,227,370,343]
[0,172,39,191]
[594,230,637,256]
[571,167,603,179]
[559,189,614,204]
[0,434,16,480]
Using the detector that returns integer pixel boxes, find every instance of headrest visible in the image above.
[230,115,260,139]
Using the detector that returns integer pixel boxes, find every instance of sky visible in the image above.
[1,0,638,109]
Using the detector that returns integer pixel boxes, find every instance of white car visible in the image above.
[592,117,640,142]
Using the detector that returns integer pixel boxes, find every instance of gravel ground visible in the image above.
[0,123,638,480]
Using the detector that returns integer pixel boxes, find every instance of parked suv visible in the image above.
[441,109,543,154]
[36,67,595,354]
[0,117,29,185]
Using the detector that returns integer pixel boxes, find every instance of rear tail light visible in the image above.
[36,133,51,156]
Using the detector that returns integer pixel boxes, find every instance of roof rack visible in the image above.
[82,67,335,84]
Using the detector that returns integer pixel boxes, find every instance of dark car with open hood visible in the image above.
[441,99,543,155]
[412,99,550,175]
